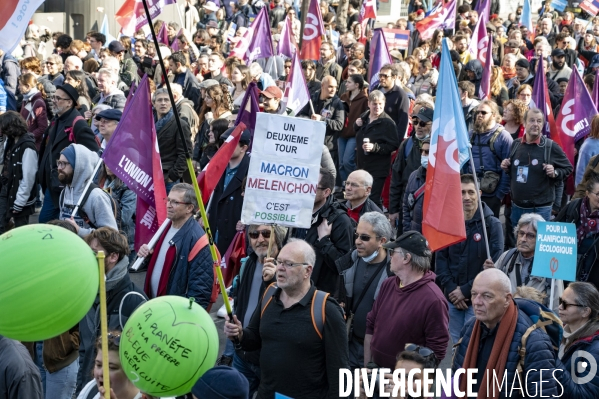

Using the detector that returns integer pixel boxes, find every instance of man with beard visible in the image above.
[462,100,513,218]
[57,144,118,237]
[501,108,572,227]
[547,49,572,81]
[260,86,293,115]
[454,35,471,65]
[167,51,201,108]
[38,84,99,222]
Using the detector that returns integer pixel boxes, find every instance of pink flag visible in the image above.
[102,75,167,250]
[300,0,326,60]
[556,68,598,166]
[278,16,297,59]
[479,35,493,99]
[229,7,274,62]
[468,16,488,64]
[282,51,311,114]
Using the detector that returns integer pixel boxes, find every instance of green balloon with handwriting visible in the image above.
[0,224,98,341]
[120,295,219,396]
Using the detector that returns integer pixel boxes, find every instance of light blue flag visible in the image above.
[100,14,117,45]
[275,394,294,399]
[431,39,470,169]
[521,0,533,32]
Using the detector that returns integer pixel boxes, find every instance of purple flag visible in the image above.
[158,22,170,46]
[475,0,491,25]
[235,81,260,137]
[593,70,599,108]
[170,28,183,51]
[282,51,310,114]
[230,7,274,62]
[531,58,557,138]
[135,0,177,31]
[278,16,297,59]
[102,75,167,251]
[369,29,393,88]
[479,35,493,99]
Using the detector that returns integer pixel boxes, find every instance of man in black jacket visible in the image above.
[231,224,285,397]
[371,64,410,142]
[38,84,99,222]
[208,128,251,255]
[290,168,354,294]
[167,51,201,108]
[344,170,383,224]
[153,88,193,192]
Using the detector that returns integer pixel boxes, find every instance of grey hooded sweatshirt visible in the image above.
[58,144,117,237]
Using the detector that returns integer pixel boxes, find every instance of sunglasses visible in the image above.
[249,230,271,239]
[412,119,430,127]
[354,233,380,242]
[559,297,586,310]
[475,110,490,116]
[405,343,434,357]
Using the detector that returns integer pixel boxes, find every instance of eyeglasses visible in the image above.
[590,191,599,197]
[517,231,536,240]
[413,119,430,127]
[56,160,70,168]
[52,95,70,102]
[344,181,365,188]
[45,62,55,65]
[107,332,121,346]
[166,198,192,206]
[475,110,490,116]
[559,297,586,310]
[248,230,271,239]
[274,259,308,268]
[379,73,391,79]
[354,233,381,242]
[405,343,434,357]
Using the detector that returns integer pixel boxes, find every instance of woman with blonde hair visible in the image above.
[489,66,509,110]
[43,54,64,86]
[516,84,533,107]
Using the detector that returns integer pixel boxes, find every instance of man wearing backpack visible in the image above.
[38,83,100,222]
[452,268,560,397]
[490,213,563,312]
[224,239,349,399]
[436,174,504,344]
[500,107,572,227]
[58,144,118,237]
[461,100,513,218]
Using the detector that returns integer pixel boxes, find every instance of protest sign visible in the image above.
[382,28,410,50]
[227,22,237,41]
[531,222,577,281]
[241,113,325,228]
[551,0,568,11]
[581,0,599,15]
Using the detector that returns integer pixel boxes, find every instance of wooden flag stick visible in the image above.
[97,251,110,399]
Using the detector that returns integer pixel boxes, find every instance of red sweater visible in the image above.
[366,271,449,368]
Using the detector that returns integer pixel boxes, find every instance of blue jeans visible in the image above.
[45,358,78,399]
[39,188,59,223]
[448,301,475,345]
[232,353,261,398]
[223,339,235,357]
[338,137,357,182]
[35,341,46,393]
[510,204,552,229]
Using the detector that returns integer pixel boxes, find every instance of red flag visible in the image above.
[115,0,136,31]
[415,0,457,41]
[468,16,488,63]
[196,123,247,205]
[479,35,493,99]
[359,0,377,21]
[220,231,247,287]
[300,0,325,60]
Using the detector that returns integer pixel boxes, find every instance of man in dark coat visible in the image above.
[208,128,251,255]
[371,64,410,141]
[167,51,201,109]
[38,84,99,222]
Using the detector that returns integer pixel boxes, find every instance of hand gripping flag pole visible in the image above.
[140,0,239,324]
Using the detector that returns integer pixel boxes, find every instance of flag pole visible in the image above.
[130,218,172,271]
[467,148,491,259]
[140,0,236,321]
[97,250,110,399]
[71,158,104,218]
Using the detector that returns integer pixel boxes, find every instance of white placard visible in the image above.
[241,113,326,228]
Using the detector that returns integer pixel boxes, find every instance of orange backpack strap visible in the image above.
[188,234,210,262]
[260,283,278,318]
[311,290,329,340]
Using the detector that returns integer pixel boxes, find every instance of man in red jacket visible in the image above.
[364,231,449,368]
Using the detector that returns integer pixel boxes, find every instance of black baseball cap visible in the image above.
[414,107,434,123]
[383,231,430,257]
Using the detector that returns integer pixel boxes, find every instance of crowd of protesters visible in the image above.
[4,0,599,398]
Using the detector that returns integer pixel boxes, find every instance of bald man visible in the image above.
[452,269,559,396]
[63,55,83,72]
[344,170,383,222]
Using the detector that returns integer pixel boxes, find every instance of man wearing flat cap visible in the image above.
[364,230,449,369]
[38,84,100,222]
[95,109,122,148]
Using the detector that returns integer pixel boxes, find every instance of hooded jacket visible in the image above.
[20,90,48,150]
[402,165,426,233]
[339,90,369,139]
[0,133,37,220]
[58,144,118,237]
[436,202,504,301]
[555,330,599,399]
[365,271,449,368]
[92,88,127,111]
[0,336,43,399]
[464,59,483,96]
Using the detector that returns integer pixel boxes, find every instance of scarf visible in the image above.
[501,66,517,81]
[577,196,599,244]
[23,88,39,103]
[460,300,518,399]
[155,109,174,132]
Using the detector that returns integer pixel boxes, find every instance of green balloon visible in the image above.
[120,295,219,397]
[0,224,99,341]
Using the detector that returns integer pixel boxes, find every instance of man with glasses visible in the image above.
[337,212,394,369]
[316,42,343,89]
[371,64,410,142]
[138,183,215,305]
[461,100,513,217]
[78,227,146,393]
[364,231,449,368]
[224,239,348,398]
[228,224,286,395]
[38,84,99,222]
[344,170,383,223]
[290,168,354,294]
[555,33,578,67]
[94,109,122,149]
[338,38,356,68]
[436,174,504,344]
[491,213,563,312]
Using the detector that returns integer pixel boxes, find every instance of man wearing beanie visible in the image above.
[38,83,99,222]
[191,366,250,399]
[57,143,118,237]
[507,58,533,99]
